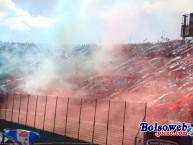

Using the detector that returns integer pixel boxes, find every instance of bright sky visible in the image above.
[0,0,193,44]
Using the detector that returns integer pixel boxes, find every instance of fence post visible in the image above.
[18,94,22,123]
[92,99,98,143]
[143,103,147,145]
[11,93,15,122]
[77,98,83,139]
[106,100,111,145]
[5,93,8,119]
[34,95,38,128]
[122,101,127,145]
[53,96,58,133]
[0,94,2,119]
[25,95,30,126]
[65,97,69,135]
[43,96,48,130]
[0,92,2,119]
[135,103,147,145]
[0,101,1,119]
[0,103,1,119]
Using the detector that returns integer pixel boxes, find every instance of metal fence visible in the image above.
[0,143,98,145]
[0,93,146,145]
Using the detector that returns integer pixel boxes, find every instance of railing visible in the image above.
[0,93,146,145]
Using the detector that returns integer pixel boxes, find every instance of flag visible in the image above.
[3,129,40,145]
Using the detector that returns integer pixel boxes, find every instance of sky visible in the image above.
[0,0,193,44]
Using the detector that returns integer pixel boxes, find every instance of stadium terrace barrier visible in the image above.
[0,93,146,145]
